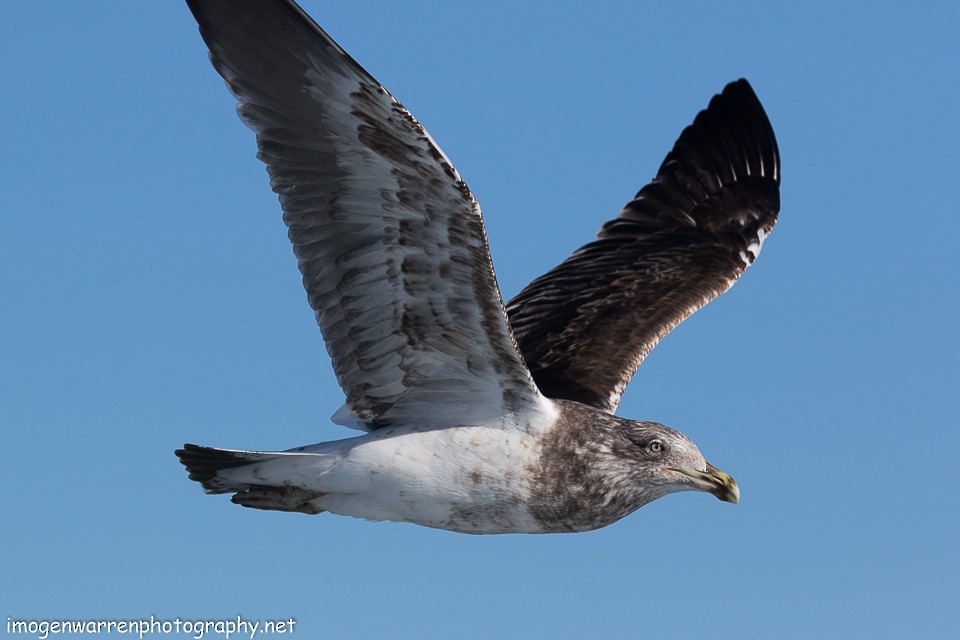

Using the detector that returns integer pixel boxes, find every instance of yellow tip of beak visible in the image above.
[670,462,740,504]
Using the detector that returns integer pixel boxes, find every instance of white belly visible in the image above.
[307,422,545,534]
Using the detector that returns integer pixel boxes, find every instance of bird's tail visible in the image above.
[175,443,340,514]
[175,443,281,494]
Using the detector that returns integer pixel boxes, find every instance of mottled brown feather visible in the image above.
[186,0,544,429]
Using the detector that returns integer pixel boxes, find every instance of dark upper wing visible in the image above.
[185,0,550,430]
[505,79,780,413]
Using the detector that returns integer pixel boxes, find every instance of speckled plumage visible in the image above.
[176,0,777,534]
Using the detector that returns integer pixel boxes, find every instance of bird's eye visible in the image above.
[625,430,669,457]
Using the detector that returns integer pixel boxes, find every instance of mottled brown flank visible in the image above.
[445,468,525,533]
[444,501,517,533]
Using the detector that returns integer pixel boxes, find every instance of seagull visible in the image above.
[176,0,780,534]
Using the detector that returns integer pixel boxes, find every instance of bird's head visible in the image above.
[620,420,740,505]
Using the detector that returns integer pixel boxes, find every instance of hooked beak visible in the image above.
[669,463,740,504]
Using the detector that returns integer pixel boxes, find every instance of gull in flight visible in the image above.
[176,0,781,534]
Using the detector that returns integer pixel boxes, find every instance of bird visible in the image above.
[176,0,780,535]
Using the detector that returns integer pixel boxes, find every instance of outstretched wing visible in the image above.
[506,79,780,413]
[186,0,547,430]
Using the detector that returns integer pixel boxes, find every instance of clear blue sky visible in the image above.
[2,1,958,638]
